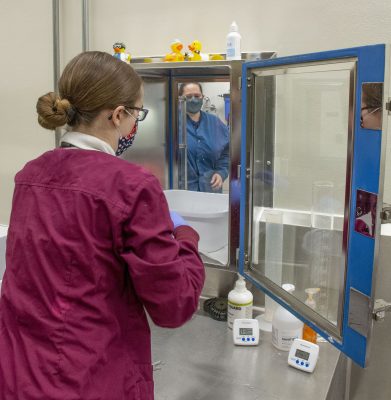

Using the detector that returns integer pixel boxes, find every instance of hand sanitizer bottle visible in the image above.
[226,21,241,60]
[302,288,320,343]
[272,284,303,351]
[227,274,253,329]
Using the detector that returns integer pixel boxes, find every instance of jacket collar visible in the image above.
[60,131,115,156]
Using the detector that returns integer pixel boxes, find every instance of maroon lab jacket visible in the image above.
[0,148,205,400]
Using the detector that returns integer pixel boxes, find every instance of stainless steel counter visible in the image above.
[151,314,340,400]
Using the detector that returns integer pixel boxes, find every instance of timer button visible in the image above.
[306,363,309,368]
[241,338,246,342]
[246,338,250,341]
[296,360,300,364]
[300,361,304,366]
[251,338,255,341]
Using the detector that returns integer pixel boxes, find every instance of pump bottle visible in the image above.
[302,288,320,343]
[226,21,241,60]
[227,274,253,329]
[272,284,303,351]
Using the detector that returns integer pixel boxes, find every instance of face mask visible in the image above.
[186,96,203,114]
[116,121,138,156]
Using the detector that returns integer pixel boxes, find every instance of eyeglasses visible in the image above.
[361,106,381,115]
[125,106,149,122]
[108,106,149,122]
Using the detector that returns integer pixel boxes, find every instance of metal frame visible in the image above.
[52,0,61,147]
[245,59,357,341]
[133,60,245,269]
[82,0,89,51]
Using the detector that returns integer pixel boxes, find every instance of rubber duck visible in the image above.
[187,40,208,61]
[112,42,131,63]
[163,39,185,62]
[209,53,225,61]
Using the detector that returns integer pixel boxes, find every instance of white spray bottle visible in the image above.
[226,21,241,60]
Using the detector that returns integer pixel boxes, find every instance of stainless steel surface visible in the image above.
[52,0,61,147]
[348,288,371,337]
[349,234,391,399]
[120,77,169,188]
[244,58,358,344]
[252,59,358,76]
[82,0,89,52]
[380,203,391,223]
[151,314,340,400]
[365,45,391,367]
[372,298,391,321]
[130,52,276,64]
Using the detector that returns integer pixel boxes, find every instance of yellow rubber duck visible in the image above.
[112,42,131,63]
[187,40,203,61]
[163,39,185,62]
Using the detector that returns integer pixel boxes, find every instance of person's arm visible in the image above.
[119,176,205,328]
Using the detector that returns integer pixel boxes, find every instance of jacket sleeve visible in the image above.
[119,176,205,328]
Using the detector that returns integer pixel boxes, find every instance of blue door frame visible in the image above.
[239,44,387,367]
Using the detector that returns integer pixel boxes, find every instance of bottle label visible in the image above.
[272,327,301,351]
[227,301,253,329]
[227,48,235,57]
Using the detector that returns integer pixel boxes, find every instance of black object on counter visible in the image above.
[203,297,228,321]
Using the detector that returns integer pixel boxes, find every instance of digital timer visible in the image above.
[288,338,319,373]
[233,319,259,346]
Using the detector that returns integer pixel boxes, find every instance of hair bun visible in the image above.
[36,92,73,130]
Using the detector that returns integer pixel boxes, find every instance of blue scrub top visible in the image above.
[186,111,229,192]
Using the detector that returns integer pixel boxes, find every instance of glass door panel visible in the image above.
[250,62,354,335]
[240,44,388,367]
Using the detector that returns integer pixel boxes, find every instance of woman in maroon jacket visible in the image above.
[0,51,205,400]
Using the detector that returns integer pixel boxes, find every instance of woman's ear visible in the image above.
[111,106,125,128]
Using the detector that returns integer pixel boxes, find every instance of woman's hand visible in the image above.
[210,173,223,190]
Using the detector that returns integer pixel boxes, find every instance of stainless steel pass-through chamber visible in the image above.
[124,54,275,269]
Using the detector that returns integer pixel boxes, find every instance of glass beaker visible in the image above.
[259,209,284,332]
[310,181,334,318]
[311,181,334,230]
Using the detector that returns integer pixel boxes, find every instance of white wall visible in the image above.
[0,0,55,224]
[1,0,391,225]
[88,0,391,57]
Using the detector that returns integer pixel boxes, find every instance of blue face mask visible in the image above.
[186,96,203,114]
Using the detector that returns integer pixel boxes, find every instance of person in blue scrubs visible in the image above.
[179,82,229,193]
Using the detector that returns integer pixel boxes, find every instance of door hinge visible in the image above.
[373,299,391,321]
[381,203,391,223]
[385,99,391,113]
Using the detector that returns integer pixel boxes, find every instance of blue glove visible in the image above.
[169,211,189,229]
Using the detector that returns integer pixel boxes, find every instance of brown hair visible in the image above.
[178,82,203,97]
[362,82,383,109]
[36,51,142,130]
